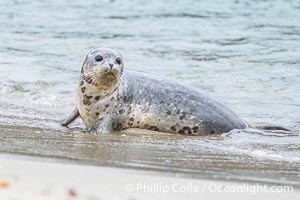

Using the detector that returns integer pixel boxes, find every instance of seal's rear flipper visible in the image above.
[60,108,80,127]
[253,125,290,131]
[249,124,298,136]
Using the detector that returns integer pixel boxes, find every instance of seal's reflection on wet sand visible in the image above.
[0,124,299,186]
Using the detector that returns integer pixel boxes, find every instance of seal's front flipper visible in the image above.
[60,108,80,127]
[92,116,117,134]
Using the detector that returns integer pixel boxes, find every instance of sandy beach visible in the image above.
[1,0,300,199]
[0,155,298,200]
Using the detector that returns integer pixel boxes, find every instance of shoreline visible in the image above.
[0,155,298,200]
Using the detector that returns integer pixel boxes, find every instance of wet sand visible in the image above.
[0,124,299,188]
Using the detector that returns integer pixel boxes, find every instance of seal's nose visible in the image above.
[109,63,114,69]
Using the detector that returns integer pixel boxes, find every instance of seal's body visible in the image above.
[91,71,248,135]
[61,47,249,135]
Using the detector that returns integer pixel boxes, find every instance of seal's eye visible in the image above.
[116,58,122,65]
[95,55,103,62]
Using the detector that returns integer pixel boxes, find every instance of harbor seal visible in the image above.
[61,47,277,135]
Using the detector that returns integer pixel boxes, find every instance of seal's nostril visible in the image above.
[109,63,114,69]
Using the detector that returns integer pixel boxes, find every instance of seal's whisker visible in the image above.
[114,73,121,82]
[82,71,98,81]
[95,75,101,83]
[91,75,100,84]
[82,73,97,82]
[90,74,100,84]
[115,72,124,83]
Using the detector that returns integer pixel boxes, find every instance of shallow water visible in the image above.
[0,0,300,185]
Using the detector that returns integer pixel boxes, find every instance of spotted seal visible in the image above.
[61,47,286,135]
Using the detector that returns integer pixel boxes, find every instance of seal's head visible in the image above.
[81,47,124,87]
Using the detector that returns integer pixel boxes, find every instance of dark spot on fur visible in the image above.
[85,95,93,99]
[170,126,177,131]
[119,109,125,114]
[81,68,84,74]
[87,79,92,84]
[179,112,186,120]
[83,99,90,106]
[210,130,215,134]
[128,106,132,113]
[178,129,184,134]
[188,130,192,134]
[176,109,181,114]
[192,126,199,133]
[82,95,92,105]
[137,121,140,124]
[96,112,99,116]
[149,126,159,131]
[103,104,110,112]
[143,123,150,128]
[81,87,86,93]
[129,117,134,121]
[80,81,84,86]
[183,126,190,131]
[166,111,171,115]
[160,101,164,104]
[111,97,115,101]
[127,122,133,126]
[95,96,101,101]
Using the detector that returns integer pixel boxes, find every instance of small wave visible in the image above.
[216,129,300,162]
[53,32,135,39]
[105,12,229,20]
[216,37,249,46]
[0,82,29,94]
[6,47,32,53]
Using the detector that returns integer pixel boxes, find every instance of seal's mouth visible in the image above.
[104,72,117,81]
[105,70,122,82]
[105,70,115,75]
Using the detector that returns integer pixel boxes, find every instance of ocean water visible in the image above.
[0,0,300,185]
